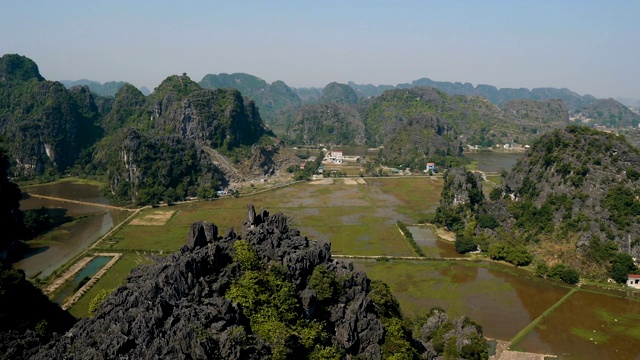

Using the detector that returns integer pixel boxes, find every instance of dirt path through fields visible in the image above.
[28,194,135,211]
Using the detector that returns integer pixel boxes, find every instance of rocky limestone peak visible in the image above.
[0,54,44,83]
[29,204,486,359]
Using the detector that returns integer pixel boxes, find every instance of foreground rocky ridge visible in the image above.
[32,205,487,359]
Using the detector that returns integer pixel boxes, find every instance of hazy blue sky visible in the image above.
[1,1,638,98]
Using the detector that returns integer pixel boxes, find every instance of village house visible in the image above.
[627,274,640,289]
[425,162,436,172]
[325,150,344,164]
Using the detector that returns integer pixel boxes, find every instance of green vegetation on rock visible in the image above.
[435,125,640,282]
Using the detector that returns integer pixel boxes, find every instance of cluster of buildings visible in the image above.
[323,150,361,164]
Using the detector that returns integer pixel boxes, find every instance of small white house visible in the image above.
[627,274,640,289]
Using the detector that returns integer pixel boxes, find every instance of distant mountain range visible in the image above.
[59,79,150,97]
[4,53,639,198]
[59,72,637,129]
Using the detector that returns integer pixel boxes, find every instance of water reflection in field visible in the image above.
[518,290,640,359]
[407,225,459,258]
[52,256,112,305]
[14,181,128,279]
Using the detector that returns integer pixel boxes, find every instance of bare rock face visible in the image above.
[185,222,218,249]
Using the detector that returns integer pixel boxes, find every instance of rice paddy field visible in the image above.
[44,173,640,359]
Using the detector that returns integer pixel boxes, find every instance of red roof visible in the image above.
[628,274,640,279]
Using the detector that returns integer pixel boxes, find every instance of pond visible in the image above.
[13,181,128,279]
[51,256,112,305]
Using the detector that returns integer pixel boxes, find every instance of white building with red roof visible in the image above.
[627,274,640,289]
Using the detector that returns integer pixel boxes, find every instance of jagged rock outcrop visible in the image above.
[32,205,487,359]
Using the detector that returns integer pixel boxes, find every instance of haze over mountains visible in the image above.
[60,79,150,97]
[4,53,640,206]
[62,72,639,130]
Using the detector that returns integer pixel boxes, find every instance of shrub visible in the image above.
[477,214,499,230]
[611,253,637,283]
[89,288,114,317]
[505,245,532,267]
[455,235,477,254]
[549,264,580,284]
[308,265,340,301]
[534,263,549,278]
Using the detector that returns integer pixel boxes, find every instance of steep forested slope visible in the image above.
[0,54,103,179]
[286,103,366,146]
[199,73,301,133]
[350,78,597,111]
[575,98,640,128]
[436,126,640,280]
[0,55,297,204]
[365,87,518,168]
[0,143,76,359]
[320,82,359,105]
[59,80,142,97]
[95,74,296,204]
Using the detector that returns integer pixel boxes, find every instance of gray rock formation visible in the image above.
[31,204,487,359]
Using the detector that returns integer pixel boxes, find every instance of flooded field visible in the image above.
[353,260,570,341]
[465,151,524,173]
[14,180,128,278]
[407,225,460,258]
[45,173,640,359]
[517,290,640,359]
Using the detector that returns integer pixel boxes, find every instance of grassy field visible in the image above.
[18,176,106,189]
[63,177,441,316]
